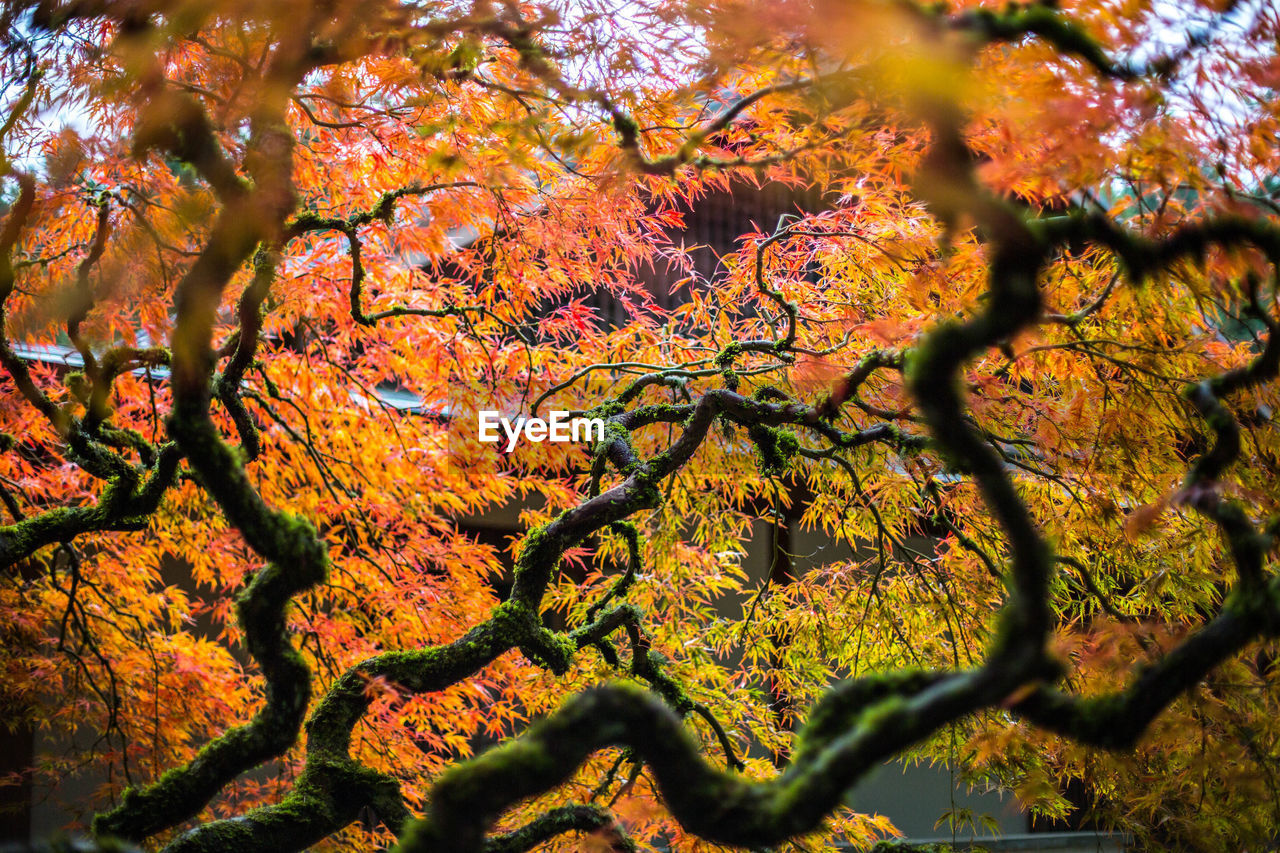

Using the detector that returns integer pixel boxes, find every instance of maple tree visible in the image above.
[1,0,1279,850]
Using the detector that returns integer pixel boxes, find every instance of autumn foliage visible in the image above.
[1,0,1280,851]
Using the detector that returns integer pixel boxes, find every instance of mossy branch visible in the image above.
[214,246,278,461]
[484,803,634,853]
[393,671,1026,853]
[99,52,326,840]
[1011,577,1280,748]
[0,174,182,571]
[0,444,180,571]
